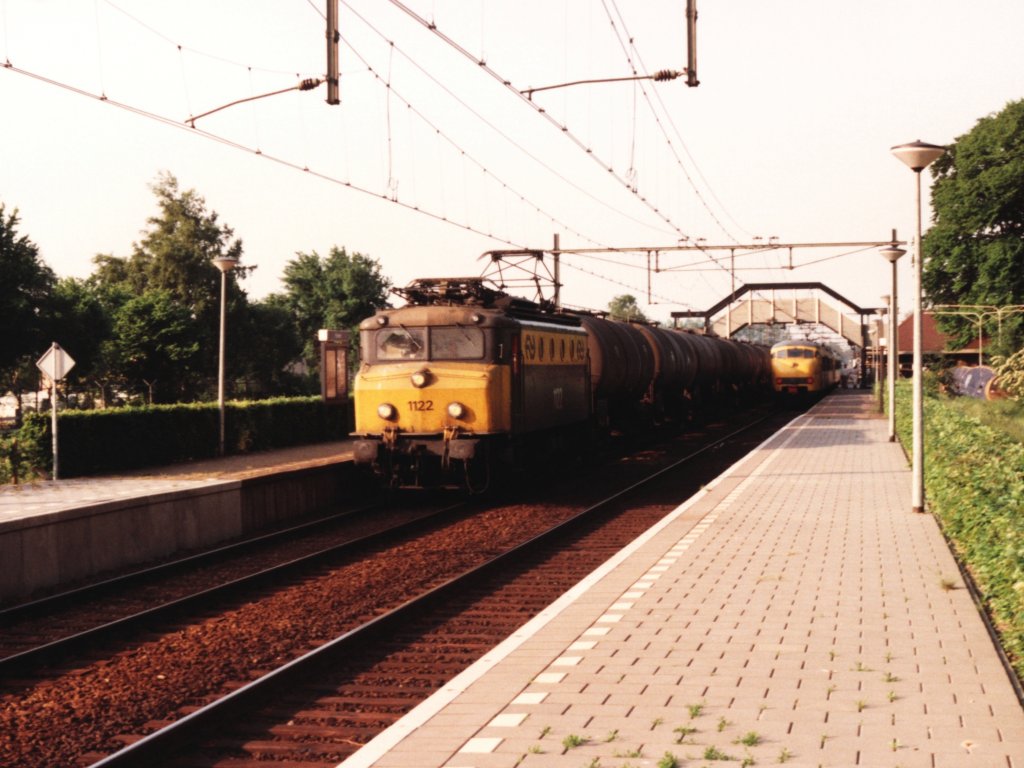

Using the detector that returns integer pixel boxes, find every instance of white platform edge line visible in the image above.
[338,410,808,768]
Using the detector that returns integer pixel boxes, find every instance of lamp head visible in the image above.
[879,245,906,264]
[891,140,946,172]
[213,255,240,273]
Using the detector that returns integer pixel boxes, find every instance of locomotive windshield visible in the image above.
[377,327,426,360]
[773,348,816,359]
[430,326,485,359]
[375,326,485,361]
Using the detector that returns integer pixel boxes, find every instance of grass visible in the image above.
[614,747,643,758]
[562,734,586,749]
[945,395,1024,443]
[704,745,734,760]
[673,725,697,743]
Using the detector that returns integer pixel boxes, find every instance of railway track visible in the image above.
[0,498,467,672]
[98,407,791,768]
[0,405,793,768]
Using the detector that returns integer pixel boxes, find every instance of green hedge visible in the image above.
[893,380,1024,680]
[2,397,352,480]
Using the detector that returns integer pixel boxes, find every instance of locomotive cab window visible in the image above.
[374,326,486,361]
[377,328,427,360]
[773,348,815,359]
[430,326,485,360]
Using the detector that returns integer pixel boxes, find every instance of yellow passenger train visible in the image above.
[770,340,841,396]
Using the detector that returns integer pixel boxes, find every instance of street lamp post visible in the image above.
[879,244,906,442]
[891,140,946,514]
[877,301,888,414]
[213,254,240,456]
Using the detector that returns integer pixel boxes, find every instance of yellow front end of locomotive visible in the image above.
[772,355,819,392]
[354,362,512,436]
[771,343,822,394]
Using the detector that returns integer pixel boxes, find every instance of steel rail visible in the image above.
[0,504,379,621]
[0,499,469,675]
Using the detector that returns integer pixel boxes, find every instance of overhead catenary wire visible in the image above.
[91,0,625,251]
[560,257,689,308]
[334,0,674,239]
[383,0,696,242]
[103,0,310,78]
[2,1,620,258]
[337,33,609,247]
[0,61,534,252]
[603,0,752,243]
[5,3,769,314]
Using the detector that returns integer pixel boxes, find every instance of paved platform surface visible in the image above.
[344,392,1024,768]
[0,440,354,523]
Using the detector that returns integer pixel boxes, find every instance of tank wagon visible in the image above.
[351,277,770,489]
[770,339,841,396]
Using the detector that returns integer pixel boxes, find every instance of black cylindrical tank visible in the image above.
[681,331,726,389]
[578,315,655,399]
[634,324,698,391]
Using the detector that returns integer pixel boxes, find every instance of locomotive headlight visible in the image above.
[447,402,466,419]
[411,370,429,388]
[377,403,397,420]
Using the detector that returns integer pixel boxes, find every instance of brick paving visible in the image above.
[344,393,1024,768]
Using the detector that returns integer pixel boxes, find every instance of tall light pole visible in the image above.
[891,140,946,514]
[879,243,906,443]
[213,254,239,456]
[876,301,888,413]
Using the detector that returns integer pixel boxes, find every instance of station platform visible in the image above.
[0,441,356,603]
[0,440,355,522]
[344,392,1024,768]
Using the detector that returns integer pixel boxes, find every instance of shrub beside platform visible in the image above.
[10,397,352,479]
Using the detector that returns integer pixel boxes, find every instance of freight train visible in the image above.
[350,277,771,490]
[770,339,841,397]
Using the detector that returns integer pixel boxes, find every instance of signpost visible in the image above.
[35,342,75,480]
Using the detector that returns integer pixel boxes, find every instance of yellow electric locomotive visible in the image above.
[351,278,590,490]
[351,276,774,489]
[770,340,840,396]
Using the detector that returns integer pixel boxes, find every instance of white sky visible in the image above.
[1,0,1022,325]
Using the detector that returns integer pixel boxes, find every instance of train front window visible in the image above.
[774,348,814,359]
[377,327,427,360]
[430,326,485,360]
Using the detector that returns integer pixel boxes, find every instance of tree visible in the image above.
[233,297,307,396]
[90,173,249,400]
[924,99,1024,355]
[104,290,201,403]
[45,278,111,405]
[115,172,246,316]
[607,294,648,323]
[277,247,391,374]
[0,205,55,409]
